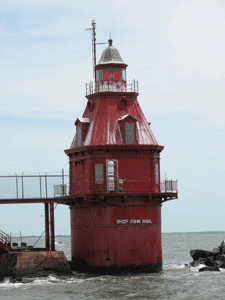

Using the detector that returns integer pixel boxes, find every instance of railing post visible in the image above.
[62,168,65,196]
[15,173,18,199]
[21,173,24,199]
[39,174,42,199]
[45,173,48,199]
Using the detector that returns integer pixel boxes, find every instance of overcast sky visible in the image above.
[0,0,225,236]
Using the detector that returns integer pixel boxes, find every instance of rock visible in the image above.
[219,240,225,248]
[205,256,216,267]
[212,247,220,254]
[218,241,225,254]
[216,255,225,268]
[215,260,225,268]
[199,266,220,272]
[197,257,207,265]
[189,240,225,272]
[190,250,215,261]
[189,260,199,267]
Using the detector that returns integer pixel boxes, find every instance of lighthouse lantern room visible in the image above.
[65,22,178,274]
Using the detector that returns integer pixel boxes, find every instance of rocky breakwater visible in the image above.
[188,240,225,272]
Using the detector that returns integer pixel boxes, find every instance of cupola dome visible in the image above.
[98,39,125,65]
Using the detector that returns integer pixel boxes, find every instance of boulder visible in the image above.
[190,250,215,261]
[199,266,220,272]
[189,240,225,272]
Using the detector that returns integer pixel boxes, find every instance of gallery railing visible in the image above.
[86,80,139,95]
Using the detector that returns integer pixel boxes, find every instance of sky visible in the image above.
[0,0,225,236]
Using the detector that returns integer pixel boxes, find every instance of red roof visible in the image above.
[70,94,158,148]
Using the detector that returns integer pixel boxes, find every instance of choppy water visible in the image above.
[1,232,225,300]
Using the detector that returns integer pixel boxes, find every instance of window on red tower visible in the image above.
[103,72,110,80]
[155,162,159,184]
[75,118,90,147]
[125,122,135,144]
[101,69,123,81]
[95,163,104,184]
[118,115,137,144]
[77,125,82,147]
[114,72,121,80]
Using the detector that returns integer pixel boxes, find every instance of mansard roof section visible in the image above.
[68,97,159,148]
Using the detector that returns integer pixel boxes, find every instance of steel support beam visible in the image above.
[44,203,50,250]
[50,203,55,251]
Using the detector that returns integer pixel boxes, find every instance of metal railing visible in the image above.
[54,184,67,197]
[86,80,139,95]
[71,179,178,195]
[0,230,11,247]
[160,180,178,193]
[0,173,177,200]
[0,169,69,200]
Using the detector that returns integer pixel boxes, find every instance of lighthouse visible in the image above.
[65,27,178,274]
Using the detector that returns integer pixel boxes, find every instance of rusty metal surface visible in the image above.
[0,251,71,278]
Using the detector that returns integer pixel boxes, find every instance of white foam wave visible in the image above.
[171,264,186,269]
[0,278,23,288]
[31,275,85,286]
[193,264,208,271]
[220,268,225,272]
[164,264,186,270]
[0,274,87,289]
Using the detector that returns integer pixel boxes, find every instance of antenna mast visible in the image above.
[86,19,97,82]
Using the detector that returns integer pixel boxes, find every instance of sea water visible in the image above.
[1,232,225,300]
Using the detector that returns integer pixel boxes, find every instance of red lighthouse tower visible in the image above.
[65,31,178,274]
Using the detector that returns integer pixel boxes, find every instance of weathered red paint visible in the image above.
[70,199,162,273]
[65,39,177,274]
